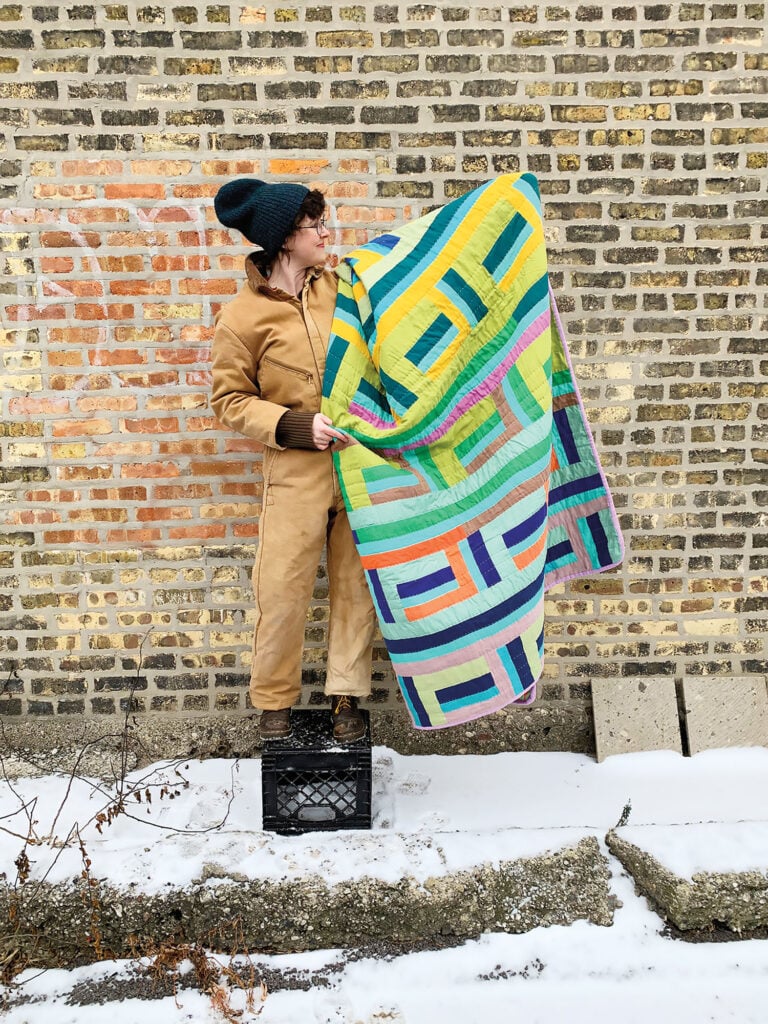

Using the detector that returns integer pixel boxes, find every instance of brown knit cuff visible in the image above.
[275,410,317,450]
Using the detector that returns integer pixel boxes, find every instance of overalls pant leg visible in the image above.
[249,447,376,710]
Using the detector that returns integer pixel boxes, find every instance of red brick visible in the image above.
[169,524,227,539]
[67,208,130,224]
[140,206,198,222]
[89,349,146,366]
[180,325,214,342]
[89,255,145,273]
[52,418,112,437]
[187,416,217,431]
[178,229,230,247]
[153,484,212,499]
[13,509,61,524]
[187,370,212,386]
[49,327,106,345]
[222,482,260,496]
[107,230,170,247]
[41,256,75,273]
[114,326,173,343]
[62,159,123,177]
[172,184,220,198]
[233,522,260,537]
[76,396,137,412]
[117,371,179,387]
[109,279,172,296]
[58,465,114,481]
[156,347,210,364]
[104,183,166,199]
[75,303,134,321]
[4,208,59,225]
[68,508,128,523]
[189,460,248,476]
[201,159,259,176]
[159,440,217,455]
[26,489,79,502]
[225,438,263,453]
[43,280,104,297]
[8,396,70,415]
[107,528,162,542]
[177,278,237,295]
[122,417,180,434]
[5,304,67,321]
[48,351,84,367]
[89,486,147,501]
[136,506,192,521]
[130,159,193,176]
[97,441,152,456]
[268,158,331,176]
[43,529,100,543]
[35,184,98,200]
[41,230,101,248]
[121,462,180,478]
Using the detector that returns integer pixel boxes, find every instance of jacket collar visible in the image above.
[245,253,324,300]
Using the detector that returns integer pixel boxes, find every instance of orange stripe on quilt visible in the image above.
[404,543,478,622]
[359,524,468,570]
[513,529,547,571]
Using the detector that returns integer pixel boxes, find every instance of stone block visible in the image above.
[591,677,683,762]
[682,678,768,754]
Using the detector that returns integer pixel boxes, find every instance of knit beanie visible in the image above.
[213,178,309,262]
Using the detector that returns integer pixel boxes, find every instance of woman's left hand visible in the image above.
[312,413,352,450]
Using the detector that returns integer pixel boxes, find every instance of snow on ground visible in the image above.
[3,746,768,887]
[2,745,768,1022]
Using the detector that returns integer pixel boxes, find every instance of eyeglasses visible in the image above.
[296,218,328,236]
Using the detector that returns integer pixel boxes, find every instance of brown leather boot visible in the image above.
[259,708,291,741]
[330,695,366,742]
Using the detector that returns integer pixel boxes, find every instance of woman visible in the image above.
[210,178,376,742]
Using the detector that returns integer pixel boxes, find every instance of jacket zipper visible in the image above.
[261,355,313,382]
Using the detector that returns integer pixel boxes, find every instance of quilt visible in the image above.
[322,173,624,730]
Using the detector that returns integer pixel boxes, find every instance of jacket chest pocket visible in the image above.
[258,354,318,410]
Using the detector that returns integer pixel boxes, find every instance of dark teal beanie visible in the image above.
[213,178,309,262]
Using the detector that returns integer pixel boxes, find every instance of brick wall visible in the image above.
[1,1,766,741]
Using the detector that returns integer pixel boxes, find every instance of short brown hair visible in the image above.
[265,189,326,267]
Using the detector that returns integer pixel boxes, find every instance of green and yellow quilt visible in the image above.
[322,174,624,729]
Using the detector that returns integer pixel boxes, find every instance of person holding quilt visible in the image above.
[210,178,376,743]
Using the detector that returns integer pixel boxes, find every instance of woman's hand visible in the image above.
[312,413,351,450]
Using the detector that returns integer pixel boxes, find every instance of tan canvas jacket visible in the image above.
[210,256,338,449]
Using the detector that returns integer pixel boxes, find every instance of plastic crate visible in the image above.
[261,709,372,834]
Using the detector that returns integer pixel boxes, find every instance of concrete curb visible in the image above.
[1,836,611,971]
[606,828,768,933]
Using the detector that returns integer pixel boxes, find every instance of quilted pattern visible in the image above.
[322,174,624,730]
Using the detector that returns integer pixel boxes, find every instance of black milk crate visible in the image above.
[261,709,372,834]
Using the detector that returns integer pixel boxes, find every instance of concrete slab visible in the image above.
[606,823,768,933]
[682,678,768,754]
[591,677,683,762]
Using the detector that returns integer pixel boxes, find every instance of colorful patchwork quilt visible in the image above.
[322,174,624,730]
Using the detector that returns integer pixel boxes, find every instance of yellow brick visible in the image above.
[155,546,204,561]
[58,613,109,629]
[614,103,671,120]
[683,618,739,636]
[4,374,42,391]
[51,443,87,459]
[8,442,45,459]
[239,5,267,21]
[210,630,251,647]
[3,350,41,370]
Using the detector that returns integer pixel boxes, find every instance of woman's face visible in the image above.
[284,213,331,268]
